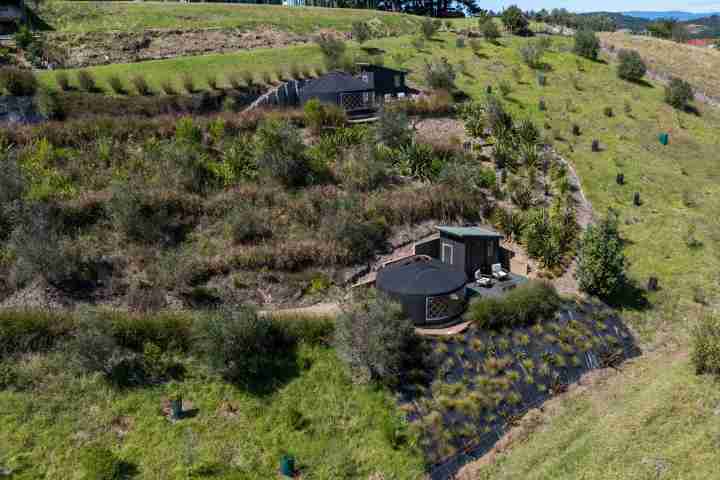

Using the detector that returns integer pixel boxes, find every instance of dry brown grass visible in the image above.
[599,32,720,100]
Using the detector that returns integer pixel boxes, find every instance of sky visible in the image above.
[481,0,720,13]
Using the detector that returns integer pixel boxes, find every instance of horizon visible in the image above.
[479,1,720,14]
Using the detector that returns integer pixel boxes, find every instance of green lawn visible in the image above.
[38,44,328,92]
[0,344,424,479]
[40,1,422,34]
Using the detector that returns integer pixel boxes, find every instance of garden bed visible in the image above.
[397,299,639,478]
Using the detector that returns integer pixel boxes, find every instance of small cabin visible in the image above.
[414,226,510,280]
[0,0,25,35]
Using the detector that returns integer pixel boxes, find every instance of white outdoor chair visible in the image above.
[474,269,493,287]
[492,263,508,281]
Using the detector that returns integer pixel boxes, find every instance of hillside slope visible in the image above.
[39,1,421,34]
[600,32,720,101]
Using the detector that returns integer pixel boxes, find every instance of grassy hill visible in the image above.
[600,32,720,100]
[39,1,422,34]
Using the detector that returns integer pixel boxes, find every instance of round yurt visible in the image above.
[376,257,467,327]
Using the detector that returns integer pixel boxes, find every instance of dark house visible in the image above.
[0,0,25,35]
[299,71,377,115]
[376,257,467,326]
[415,226,510,280]
[261,64,417,117]
[356,63,414,102]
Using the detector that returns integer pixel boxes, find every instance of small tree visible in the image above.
[519,40,545,69]
[315,33,347,70]
[664,77,694,110]
[352,21,371,45]
[576,210,627,298]
[192,306,281,382]
[0,67,37,96]
[80,446,123,480]
[422,57,456,91]
[253,119,309,187]
[573,29,600,61]
[617,49,647,82]
[334,293,416,385]
[420,16,439,40]
[691,315,720,376]
[376,108,412,149]
[501,5,528,35]
[481,20,501,43]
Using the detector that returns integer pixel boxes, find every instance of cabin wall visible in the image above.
[414,238,439,258]
[438,236,466,275]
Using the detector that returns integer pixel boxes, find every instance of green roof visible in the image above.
[437,226,503,239]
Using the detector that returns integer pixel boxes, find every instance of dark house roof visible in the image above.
[438,226,503,240]
[377,258,466,296]
[301,71,372,96]
[357,63,410,75]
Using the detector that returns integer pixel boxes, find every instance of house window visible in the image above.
[441,243,453,265]
[363,92,370,104]
[394,75,402,88]
[487,241,495,260]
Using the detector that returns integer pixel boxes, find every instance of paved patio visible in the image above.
[465,272,528,300]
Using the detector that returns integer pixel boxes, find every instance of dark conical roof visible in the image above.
[377,258,466,296]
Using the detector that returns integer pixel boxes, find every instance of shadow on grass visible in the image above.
[604,279,651,311]
[361,47,386,55]
[119,461,140,478]
[628,78,654,88]
[472,52,489,59]
[231,346,303,397]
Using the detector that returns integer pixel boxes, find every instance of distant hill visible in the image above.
[581,12,651,31]
[622,11,719,21]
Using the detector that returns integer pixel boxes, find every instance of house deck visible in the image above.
[465,273,528,300]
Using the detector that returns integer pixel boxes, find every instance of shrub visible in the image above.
[304,98,347,133]
[455,36,466,48]
[468,280,561,329]
[0,67,37,96]
[14,24,33,50]
[182,73,196,94]
[691,315,720,376]
[76,70,98,93]
[617,49,647,82]
[315,33,347,70]
[253,119,309,187]
[33,88,62,120]
[226,71,242,89]
[573,29,600,60]
[192,306,286,382]
[423,57,456,91]
[576,210,626,298]
[376,108,412,149]
[56,71,71,91]
[160,79,177,95]
[0,310,74,359]
[501,5,528,35]
[352,21,372,44]
[206,74,220,90]
[481,20,501,42]
[228,204,272,244]
[107,75,125,94]
[664,77,694,110]
[79,446,123,480]
[131,75,151,96]
[498,80,512,97]
[603,106,613,117]
[335,293,417,385]
[519,40,545,68]
[420,16,439,39]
